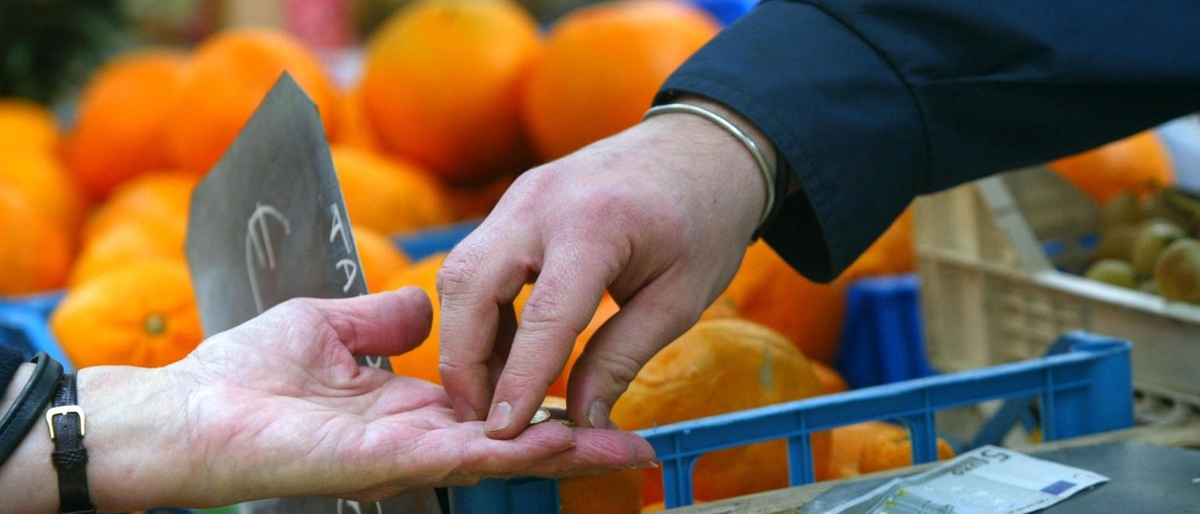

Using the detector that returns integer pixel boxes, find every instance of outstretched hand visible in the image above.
[67,289,653,512]
[436,98,774,440]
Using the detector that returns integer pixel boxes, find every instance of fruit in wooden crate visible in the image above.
[1154,238,1200,305]
[1082,259,1137,289]
[1130,219,1185,278]
[1093,223,1139,262]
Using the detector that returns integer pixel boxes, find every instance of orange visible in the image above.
[0,98,60,153]
[859,427,956,474]
[361,0,541,185]
[167,29,337,174]
[332,85,382,151]
[69,222,185,287]
[0,149,87,237]
[819,422,956,481]
[820,422,905,481]
[81,171,196,248]
[50,258,202,368]
[64,49,192,200]
[522,0,720,161]
[699,295,740,320]
[1049,130,1174,204]
[0,183,72,295]
[353,224,411,292]
[812,360,849,394]
[331,145,453,233]
[611,318,830,504]
[721,239,850,364]
[843,206,915,280]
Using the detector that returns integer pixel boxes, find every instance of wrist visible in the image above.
[642,96,780,240]
[78,365,193,511]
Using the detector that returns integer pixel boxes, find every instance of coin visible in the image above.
[529,407,552,425]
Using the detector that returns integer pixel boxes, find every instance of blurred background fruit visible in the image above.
[361,0,542,185]
[0,184,73,295]
[65,49,192,200]
[721,240,851,364]
[330,144,454,233]
[51,258,202,368]
[167,28,338,174]
[522,0,720,161]
[352,224,412,291]
[0,99,61,153]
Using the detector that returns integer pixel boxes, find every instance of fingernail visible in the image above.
[485,401,512,433]
[632,461,659,469]
[452,396,477,422]
[588,400,610,429]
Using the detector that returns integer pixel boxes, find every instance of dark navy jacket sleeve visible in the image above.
[0,344,23,396]
[657,0,1200,282]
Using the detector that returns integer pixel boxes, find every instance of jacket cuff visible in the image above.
[656,0,927,282]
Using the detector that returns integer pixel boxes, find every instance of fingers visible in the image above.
[450,423,656,483]
[483,242,619,440]
[566,280,705,429]
[438,237,533,422]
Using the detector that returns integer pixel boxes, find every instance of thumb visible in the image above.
[279,287,434,358]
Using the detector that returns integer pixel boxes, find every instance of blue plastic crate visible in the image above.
[449,331,1133,513]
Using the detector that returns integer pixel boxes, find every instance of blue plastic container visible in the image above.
[835,273,936,389]
[449,331,1133,513]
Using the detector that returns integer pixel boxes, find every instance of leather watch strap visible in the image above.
[48,373,96,514]
[0,352,63,467]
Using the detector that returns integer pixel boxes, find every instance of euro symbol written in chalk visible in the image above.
[246,203,292,314]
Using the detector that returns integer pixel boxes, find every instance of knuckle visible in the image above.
[592,350,645,393]
[437,246,486,297]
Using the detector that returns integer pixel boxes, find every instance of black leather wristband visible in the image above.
[48,372,96,514]
[0,352,63,468]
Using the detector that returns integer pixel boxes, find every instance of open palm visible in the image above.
[168,288,654,506]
